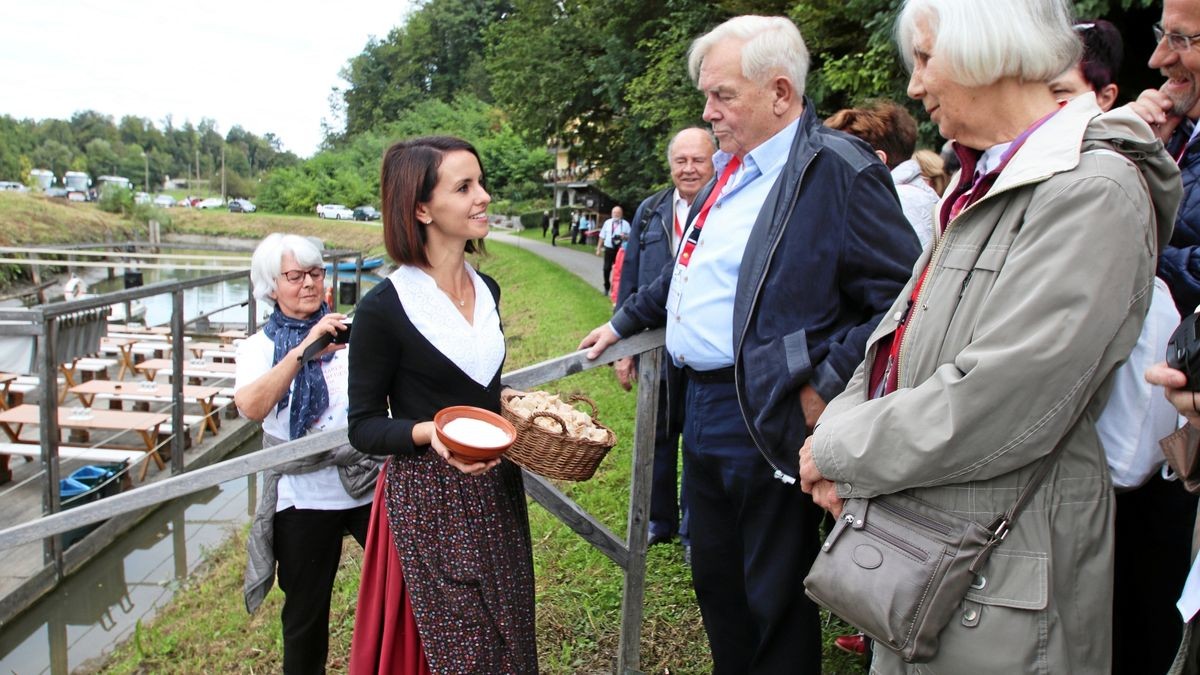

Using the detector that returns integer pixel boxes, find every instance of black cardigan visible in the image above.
[347,273,504,456]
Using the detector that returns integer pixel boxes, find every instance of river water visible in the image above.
[0,453,260,674]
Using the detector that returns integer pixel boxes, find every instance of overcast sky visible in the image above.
[1,0,412,157]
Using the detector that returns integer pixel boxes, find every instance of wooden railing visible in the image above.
[0,327,666,674]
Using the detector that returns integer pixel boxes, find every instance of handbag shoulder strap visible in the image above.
[971,445,1067,573]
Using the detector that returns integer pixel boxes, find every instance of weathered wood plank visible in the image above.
[617,347,661,675]
[501,329,665,390]
[521,471,627,568]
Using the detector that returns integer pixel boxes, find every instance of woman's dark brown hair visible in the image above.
[380,135,486,267]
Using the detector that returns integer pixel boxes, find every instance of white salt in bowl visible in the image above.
[434,406,516,462]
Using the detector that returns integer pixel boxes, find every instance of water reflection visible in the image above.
[0,472,259,674]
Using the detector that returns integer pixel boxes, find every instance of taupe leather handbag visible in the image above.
[803,455,1058,663]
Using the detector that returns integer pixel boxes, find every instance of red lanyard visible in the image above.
[677,156,741,268]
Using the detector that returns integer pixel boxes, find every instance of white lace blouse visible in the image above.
[389,263,505,386]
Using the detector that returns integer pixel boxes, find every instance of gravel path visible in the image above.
[487,230,606,294]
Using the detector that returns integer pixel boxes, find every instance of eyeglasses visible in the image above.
[279,268,326,284]
[1154,23,1200,52]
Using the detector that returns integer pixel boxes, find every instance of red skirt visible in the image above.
[348,473,431,675]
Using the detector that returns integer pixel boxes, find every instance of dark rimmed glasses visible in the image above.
[279,268,326,284]
[1154,23,1200,53]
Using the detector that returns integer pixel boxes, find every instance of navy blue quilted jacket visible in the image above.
[1160,126,1200,315]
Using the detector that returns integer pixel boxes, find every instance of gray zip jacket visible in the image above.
[810,94,1181,672]
[243,432,381,613]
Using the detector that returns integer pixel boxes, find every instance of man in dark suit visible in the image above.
[614,127,716,559]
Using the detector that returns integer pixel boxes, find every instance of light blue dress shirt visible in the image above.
[663,118,801,371]
[599,218,631,248]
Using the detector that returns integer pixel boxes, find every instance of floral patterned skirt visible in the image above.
[350,455,537,674]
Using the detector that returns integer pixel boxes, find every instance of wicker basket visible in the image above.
[500,391,616,481]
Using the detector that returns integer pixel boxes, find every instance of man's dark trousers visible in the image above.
[682,376,822,673]
[602,245,618,295]
[649,365,687,543]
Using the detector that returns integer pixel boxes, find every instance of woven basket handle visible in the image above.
[565,394,599,419]
[528,411,569,436]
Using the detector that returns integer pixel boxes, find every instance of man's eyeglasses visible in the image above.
[1154,23,1200,53]
[279,268,326,284]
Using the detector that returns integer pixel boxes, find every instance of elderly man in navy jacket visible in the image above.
[580,16,919,673]
[615,127,716,558]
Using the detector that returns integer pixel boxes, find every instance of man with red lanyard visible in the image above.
[614,127,716,562]
[580,16,918,673]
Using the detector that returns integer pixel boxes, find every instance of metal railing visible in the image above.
[0,328,666,674]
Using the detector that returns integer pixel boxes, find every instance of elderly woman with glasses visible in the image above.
[799,0,1181,671]
[234,232,382,675]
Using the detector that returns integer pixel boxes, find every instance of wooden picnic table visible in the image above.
[68,380,224,442]
[0,372,16,411]
[134,358,237,382]
[107,323,171,336]
[184,341,238,359]
[0,404,170,481]
[217,329,248,344]
[100,336,141,379]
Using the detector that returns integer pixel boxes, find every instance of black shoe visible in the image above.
[647,526,674,547]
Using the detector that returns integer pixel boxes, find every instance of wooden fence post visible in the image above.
[617,346,661,674]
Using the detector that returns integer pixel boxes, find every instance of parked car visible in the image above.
[153,194,176,208]
[45,187,69,199]
[353,205,381,221]
[318,203,354,220]
[134,192,151,205]
[195,197,225,209]
[228,198,256,213]
[0,181,29,192]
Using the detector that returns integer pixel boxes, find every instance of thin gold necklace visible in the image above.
[436,273,471,307]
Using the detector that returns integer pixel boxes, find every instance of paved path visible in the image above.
[488,230,606,294]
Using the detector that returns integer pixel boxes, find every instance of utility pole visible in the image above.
[220,143,226,202]
[142,151,149,193]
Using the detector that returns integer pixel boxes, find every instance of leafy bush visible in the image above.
[98,185,134,215]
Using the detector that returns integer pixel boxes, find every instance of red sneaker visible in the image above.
[834,633,868,656]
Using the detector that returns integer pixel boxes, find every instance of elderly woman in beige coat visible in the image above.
[798,0,1181,671]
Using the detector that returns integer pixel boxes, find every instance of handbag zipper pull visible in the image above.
[822,512,856,552]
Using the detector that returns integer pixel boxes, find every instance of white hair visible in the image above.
[896,0,1081,87]
[665,127,717,164]
[249,233,324,308]
[687,16,809,96]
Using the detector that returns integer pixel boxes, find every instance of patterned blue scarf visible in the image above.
[263,304,332,440]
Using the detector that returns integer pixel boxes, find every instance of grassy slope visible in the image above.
[168,210,388,256]
[0,192,137,246]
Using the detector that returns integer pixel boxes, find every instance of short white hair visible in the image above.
[249,233,324,308]
[687,16,809,97]
[896,0,1081,87]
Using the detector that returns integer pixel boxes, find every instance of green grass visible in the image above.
[95,239,868,674]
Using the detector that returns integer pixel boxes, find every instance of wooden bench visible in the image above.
[0,442,145,464]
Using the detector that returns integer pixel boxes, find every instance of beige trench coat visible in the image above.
[810,94,1181,673]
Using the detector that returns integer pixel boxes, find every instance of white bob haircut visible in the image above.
[896,0,1081,88]
[249,232,325,308]
[687,16,810,97]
